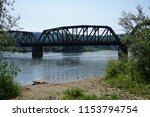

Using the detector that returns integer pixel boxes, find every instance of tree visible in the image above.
[118,5,150,83]
[0,0,21,99]
[119,5,148,34]
[0,0,20,57]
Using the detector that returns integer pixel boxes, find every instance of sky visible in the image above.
[12,0,150,33]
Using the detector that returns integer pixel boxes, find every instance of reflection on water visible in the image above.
[58,58,80,66]
[4,51,118,85]
[62,53,82,56]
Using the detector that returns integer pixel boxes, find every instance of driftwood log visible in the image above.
[32,80,48,85]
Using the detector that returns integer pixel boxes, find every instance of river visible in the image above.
[3,51,118,85]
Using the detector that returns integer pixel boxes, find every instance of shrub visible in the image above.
[129,27,150,83]
[0,62,21,99]
[62,88,99,100]
[118,5,150,83]
[80,94,99,100]
[105,60,127,79]
[62,87,121,100]
[105,59,150,99]
[63,88,83,100]
[105,59,143,82]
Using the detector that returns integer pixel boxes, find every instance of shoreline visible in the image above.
[15,78,147,100]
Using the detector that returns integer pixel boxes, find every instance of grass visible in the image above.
[62,87,119,100]
[105,77,150,99]
[105,59,150,99]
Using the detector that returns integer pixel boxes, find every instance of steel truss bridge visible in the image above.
[9,25,127,59]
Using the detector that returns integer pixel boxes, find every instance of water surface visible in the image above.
[4,51,117,85]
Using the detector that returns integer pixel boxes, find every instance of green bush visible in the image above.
[62,88,120,100]
[80,94,99,100]
[105,59,143,82]
[105,59,150,99]
[118,5,150,83]
[63,88,83,100]
[62,88,99,100]
[105,60,127,79]
[129,27,150,83]
[0,62,22,100]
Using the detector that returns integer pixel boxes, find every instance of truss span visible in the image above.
[9,31,38,46]
[38,25,121,46]
[8,25,127,59]
[9,25,121,47]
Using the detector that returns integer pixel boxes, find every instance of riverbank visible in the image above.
[15,78,147,100]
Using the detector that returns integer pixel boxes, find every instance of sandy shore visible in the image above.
[15,78,146,100]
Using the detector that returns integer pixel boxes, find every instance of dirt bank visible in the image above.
[15,78,146,100]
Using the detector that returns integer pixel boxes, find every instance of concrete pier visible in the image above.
[32,46,43,59]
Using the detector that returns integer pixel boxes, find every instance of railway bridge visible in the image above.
[9,25,127,59]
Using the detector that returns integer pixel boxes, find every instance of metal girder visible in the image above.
[9,25,121,46]
[39,25,121,46]
[9,31,37,46]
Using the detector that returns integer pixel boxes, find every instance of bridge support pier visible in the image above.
[32,46,43,59]
[118,44,128,61]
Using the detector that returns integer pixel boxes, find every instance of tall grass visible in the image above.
[105,59,150,99]
[0,63,22,99]
[62,87,119,100]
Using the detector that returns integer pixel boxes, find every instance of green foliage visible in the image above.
[0,62,21,99]
[105,60,150,99]
[0,0,20,30]
[0,0,22,99]
[99,94,119,100]
[118,5,147,34]
[105,60,127,79]
[62,88,99,100]
[0,31,16,53]
[62,87,120,100]
[63,88,83,99]
[43,46,115,53]
[129,26,150,83]
[0,0,19,53]
[118,5,150,83]
[106,59,143,83]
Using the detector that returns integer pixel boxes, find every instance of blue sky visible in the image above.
[13,0,150,33]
